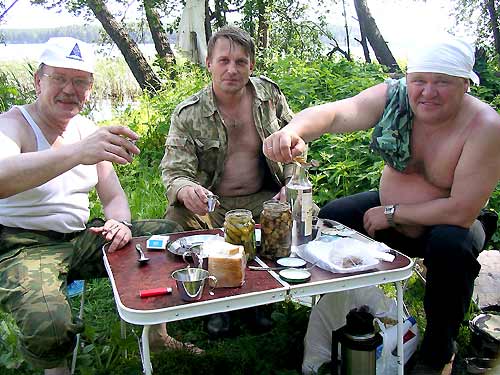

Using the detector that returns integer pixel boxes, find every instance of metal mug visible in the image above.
[171,267,217,302]
[206,193,219,213]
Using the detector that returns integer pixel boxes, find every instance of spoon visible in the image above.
[135,244,150,264]
[249,262,318,271]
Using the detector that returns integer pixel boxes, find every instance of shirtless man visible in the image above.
[161,26,294,337]
[161,25,293,230]
[263,35,500,374]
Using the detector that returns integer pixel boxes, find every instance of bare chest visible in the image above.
[225,112,262,153]
[404,124,469,189]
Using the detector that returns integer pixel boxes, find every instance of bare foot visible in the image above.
[149,334,204,354]
[149,324,203,354]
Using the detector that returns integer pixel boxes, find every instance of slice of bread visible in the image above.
[202,240,241,257]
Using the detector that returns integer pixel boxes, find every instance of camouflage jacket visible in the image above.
[161,76,294,205]
[370,78,413,172]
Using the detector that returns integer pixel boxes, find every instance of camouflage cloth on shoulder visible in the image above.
[370,78,413,172]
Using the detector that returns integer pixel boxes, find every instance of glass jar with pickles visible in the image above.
[224,209,256,260]
[259,200,292,259]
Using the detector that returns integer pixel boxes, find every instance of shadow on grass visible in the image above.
[152,302,310,375]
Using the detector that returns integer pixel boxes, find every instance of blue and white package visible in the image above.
[146,235,170,250]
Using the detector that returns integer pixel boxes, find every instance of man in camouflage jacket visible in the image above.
[161,26,294,230]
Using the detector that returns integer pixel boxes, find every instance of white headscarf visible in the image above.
[407,34,480,85]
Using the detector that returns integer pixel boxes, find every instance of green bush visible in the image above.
[0,67,36,112]
[1,54,499,374]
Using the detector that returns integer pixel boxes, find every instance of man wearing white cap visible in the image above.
[0,37,185,374]
[263,34,500,374]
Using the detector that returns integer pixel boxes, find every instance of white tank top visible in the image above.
[0,106,98,233]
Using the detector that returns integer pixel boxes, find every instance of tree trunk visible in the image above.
[205,0,212,43]
[86,0,162,92]
[341,0,351,58]
[486,0,500,63]
[354,0,399,72]
[144,0,176,65]
[257,0,269,50]
[356,17,371,63]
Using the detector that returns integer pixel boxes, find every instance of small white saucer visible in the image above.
[277,257,307,268]
[279,268,311,283]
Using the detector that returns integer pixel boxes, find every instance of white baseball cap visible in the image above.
[39,37,95,74]
[407,34,480,85]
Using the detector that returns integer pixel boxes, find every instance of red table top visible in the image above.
[104,229,286,311]
[104,228,412,311]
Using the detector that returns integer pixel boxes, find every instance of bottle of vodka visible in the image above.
[286,159,313,247]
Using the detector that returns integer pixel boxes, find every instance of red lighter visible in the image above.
[139,287,173,298]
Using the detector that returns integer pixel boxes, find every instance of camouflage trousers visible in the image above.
[0,218,182,369]
[166,189,278,230]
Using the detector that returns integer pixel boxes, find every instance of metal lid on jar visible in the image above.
[262,200,290,211]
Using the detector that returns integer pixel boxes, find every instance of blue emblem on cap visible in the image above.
[67,43,84,61]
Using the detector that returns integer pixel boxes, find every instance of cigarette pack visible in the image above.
[146,235,170,250]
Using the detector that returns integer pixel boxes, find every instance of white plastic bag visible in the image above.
[302,286,398,374]
[295,237,394,274]
[375,317,419,374]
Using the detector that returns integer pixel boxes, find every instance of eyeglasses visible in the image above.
[41,73,93,91]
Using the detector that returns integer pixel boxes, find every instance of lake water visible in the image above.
[0,43,160,121]
[0,43,158,61]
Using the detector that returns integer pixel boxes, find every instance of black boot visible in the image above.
[477,208,498,249]
[244,306,273,333]
[206,312,231,339]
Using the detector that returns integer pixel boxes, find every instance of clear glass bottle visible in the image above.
[224,209,256,260]
[259,200,292,259]
[286,160,313,247]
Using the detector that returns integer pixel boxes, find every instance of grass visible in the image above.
[1,56,497,374]
[2,270,465,375]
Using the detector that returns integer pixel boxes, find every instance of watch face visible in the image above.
[384,205,394,215]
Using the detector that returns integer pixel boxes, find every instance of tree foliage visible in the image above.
[452,0,500,62]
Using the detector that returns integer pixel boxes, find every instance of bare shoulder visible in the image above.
[0,107,30,143]
[469,96,500,136]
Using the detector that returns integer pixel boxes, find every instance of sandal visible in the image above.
[150,333,204,355]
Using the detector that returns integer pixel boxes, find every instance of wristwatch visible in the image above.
[384,204,398,227]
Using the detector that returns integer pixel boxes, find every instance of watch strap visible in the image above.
[385,204,398,227]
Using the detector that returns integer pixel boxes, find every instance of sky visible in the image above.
[0,0,83,28]
[0,0,467,60]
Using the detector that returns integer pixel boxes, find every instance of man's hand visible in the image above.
[263,129,306,163]
[363,206,390,238]
[77,125,139,166]
[89,219,132,252]
[178,185,216,215]
[272,186,287,202]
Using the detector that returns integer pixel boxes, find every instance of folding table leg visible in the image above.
[396,281,404,375]
[121,319,127,358]
[140,325,153,375]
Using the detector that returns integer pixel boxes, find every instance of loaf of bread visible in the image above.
[207,242,246,288]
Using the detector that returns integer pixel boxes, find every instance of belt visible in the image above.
[1,225,81,241]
